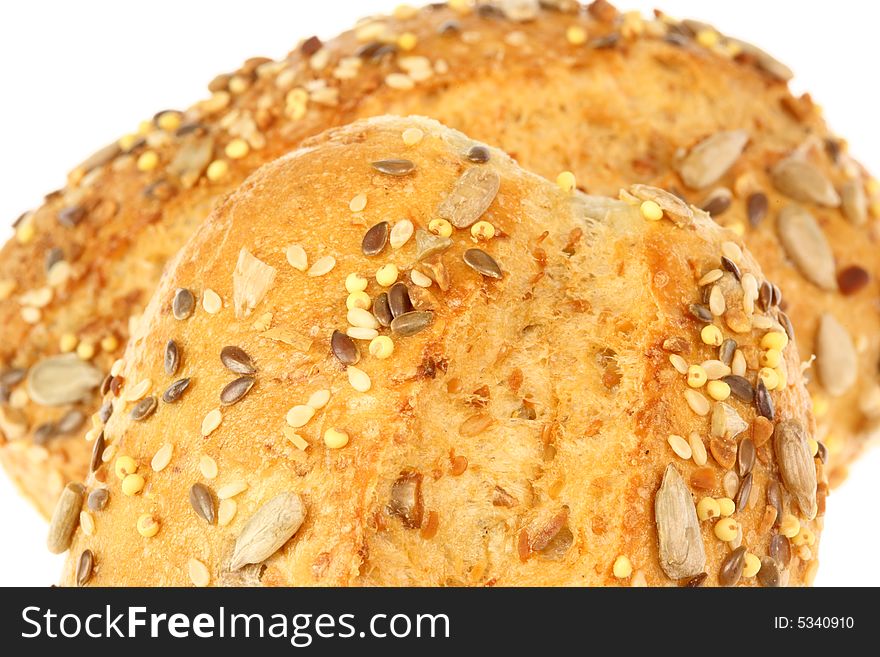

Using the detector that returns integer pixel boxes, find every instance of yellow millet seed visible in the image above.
[640,200,663,221]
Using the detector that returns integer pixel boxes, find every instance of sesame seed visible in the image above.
[410,269,432,288]
[349,193,367,212]
[667,434,692,460]
[307,389,331,409]
[218,499,238,526]
[402,128,424,146]
[385,73,415,90]
[187,559,210,587]
[202,288,222,314]
[698,269,723,286]
[80,510,95,537]
[124,378,152,402]
[286,244,308,272]
[669,354,688,374]
[347,366,371,393]
[347,307,380,330]
[684,389,711,416]
[389,219,414,249]
[689,433,708,466]
[347,327,379,341]
[307,255,336,277]
[708,285,726,316]
[324,428,350,449]
[283,426,309,451]
[199,455,218,480]
[201,408,223,436]
[286,405,315,428]
[151,444,173,472]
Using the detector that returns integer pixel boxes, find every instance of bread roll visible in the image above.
[1,1,873,518]
[58,116,823,587]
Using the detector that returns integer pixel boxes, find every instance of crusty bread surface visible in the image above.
[58,116,823,587]
[1,1,873,520]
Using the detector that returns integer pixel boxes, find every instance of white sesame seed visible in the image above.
[286,244,308,271]
[201,408,223,436]
[667,434,693,460]
[124,378,151,402]
[385,73,415,90]
[347,327,379,340]
[410,269,433,287]
[689,432,708,466]
[188,559,210,587]
[669,354,688,374]
[218,499,237,526]
[217,481,248,499]
[709,285,726,316]
[307,255,336,277]
[751,315,774,330]
[151,443,173,472]
[731,349,747,377]
[347,366,371,393]
[389,219,414,249]
[199,455,218,480]
[80,510,95,537]
[698,269,724,286]
[307,389,331,409]
[402,127,424,146]
[286,405,315,428]
[347,307,380,330]
[21,306,41,324]
[110,358,125,377]
[701,360,732,380]
[684,389,711,416]
[349,193,367,212]
[721,241,743,264]
[202,288,222,314]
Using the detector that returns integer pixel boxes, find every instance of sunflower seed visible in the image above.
[747,191,768,227]
[371,159,415,176]
[463,248,502,278]
[415,228,452,260]
[388,282,413,318]
[220,345,256,374]
[33,422,57,445]
[130,395,157,421]
[629,184,694,226]
[230,491,306,570]
[372,293,393,327]
[837,265,869,295]
[437,167,500,228]
[774,419,817,519]
[361,221,389,256]
[678,130,749,189]
[220,376,255,406]
[755,379,775,420]
[466,145,490,163]
[390,311,434,337]
[655,464,706,579]
[189,483,216,524]
[76,549,94,587]
[770,534,791,567]
[841,179,867,226]
[56,409,85,434]
[87,487,109,511]
[162,377,191,403]
[721,256,741,282]
[735,472,753,512]
[773,156,841,207]
[331,330,359,365]
[58,205,86,228]
[688,304,713,323]
[732,38,793,81]
[26,354,103,406]
[737,437,756,477]
[718,546,747,586]
[684,572,707,587]
[776,204,836,290]
[722,375,754,402]
[816,313,857,396]
[89,432,105,473]
[168,135,213,188]
[165,340,180,376]
[0,368,26,386]
[172,288,195,320]
[757,557,781,587]
[47,482,84,554]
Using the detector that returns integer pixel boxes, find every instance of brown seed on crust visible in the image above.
[220,376,255,406]
[709,437,737,470]
[361,221,390,256]
[774,419,818,519]
[718,546,747,586]
[165,340,180,376]
[87,488,109,511]
[770,534,792,567]
[372,293,393,327]
[757,557,781,587]
[837,265,869,295]
[220,345,256,374]
[130,395,158,421]
[755,379,775,420]
[688,304,713,323]
[389,470,424,529]
[162,377,191,403]
[371,159,415,176]
[466,145,490,163]
[737,438,756,477]
[690,467,716,490]
[723,375,754,402]
[331,330,359,365]
[388,282,414,318]
[172,288,195,320]
[747,192,768,227]
[76,549,94,587]
[189,483,216,524]
[89,432,105,473]
[437,167,501,228]
[735,472,753,512]
[684,572,708,587]
[655,464,706,579]
[463,248,502,278]
[767,480,784,527]
[390,311,434,337]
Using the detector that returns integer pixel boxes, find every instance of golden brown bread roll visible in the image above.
[2,1,875,518]
[57,116,824,586]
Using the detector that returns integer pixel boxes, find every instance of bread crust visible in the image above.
[0,1,873,520]
[58,116,823,587]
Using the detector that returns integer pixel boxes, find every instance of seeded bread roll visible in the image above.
[57,116,823,587]
[2,0,875,518]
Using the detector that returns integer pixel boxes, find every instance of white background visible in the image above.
[0,1,877,586]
